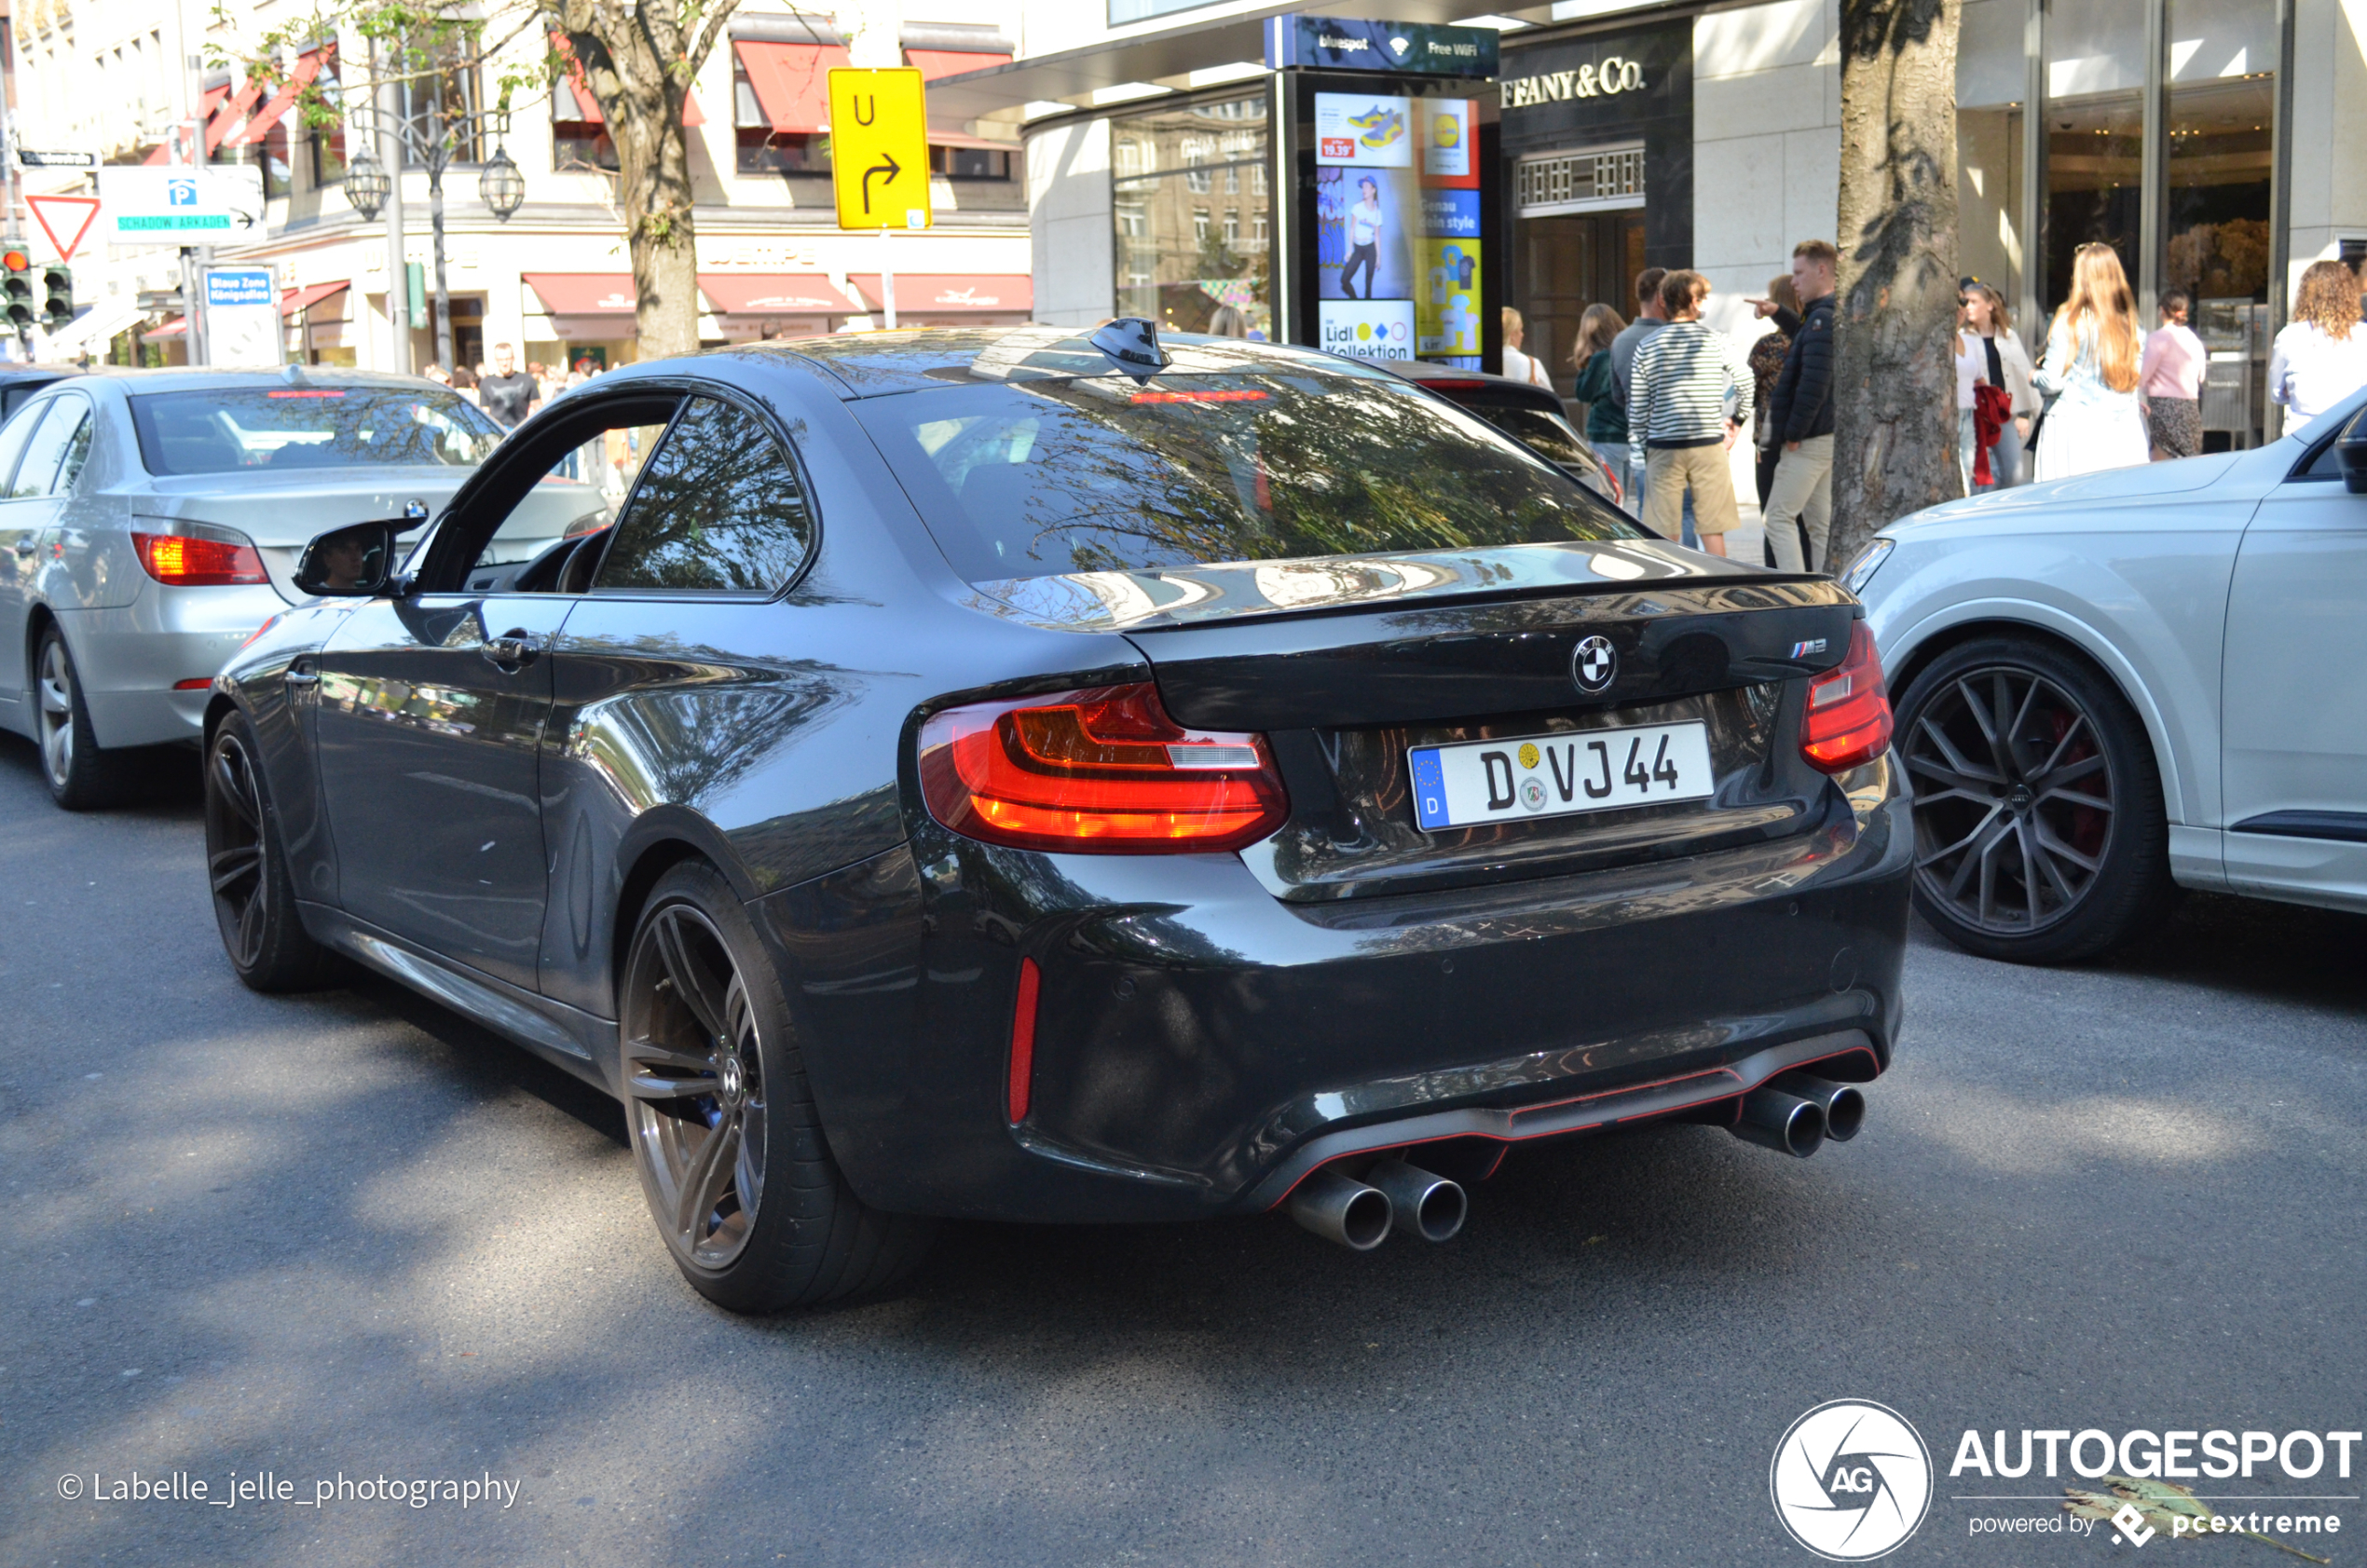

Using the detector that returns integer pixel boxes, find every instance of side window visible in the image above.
[0,401,48,495]
[594,396,814,594]
[2299,405,2367,478]
[7,398,90,499]
[459,399,680,592]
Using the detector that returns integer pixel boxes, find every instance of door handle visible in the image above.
[483,631,541,669]
[283,661,319,687]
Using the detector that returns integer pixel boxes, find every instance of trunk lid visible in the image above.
[1033,541,1862,902]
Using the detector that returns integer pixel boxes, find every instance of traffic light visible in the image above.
[1,250,34,331]
[40,265,74,333]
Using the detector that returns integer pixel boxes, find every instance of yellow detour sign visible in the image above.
[828,68,931,230]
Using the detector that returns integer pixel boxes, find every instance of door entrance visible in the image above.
[1513,209,1645,399]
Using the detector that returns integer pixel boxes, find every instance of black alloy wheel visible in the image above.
[620,862,934,1312]
[203,711,341,990]
[1895,637,2170,964]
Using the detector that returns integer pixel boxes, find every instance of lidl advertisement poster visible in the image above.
[1422,100,1474,184]
[1320,299,1416,361]
[1315,93,1414,168]
[1317,165,1418,302]
[1416,239,1483,356]
[1422,188,1482,239]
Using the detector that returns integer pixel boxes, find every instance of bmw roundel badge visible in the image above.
[1571,634,1618,693]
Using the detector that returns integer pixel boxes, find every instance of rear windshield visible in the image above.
[129,387,503,476]
[852,370,1642,585]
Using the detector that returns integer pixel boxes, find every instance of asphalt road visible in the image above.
[3,731,2361,1568]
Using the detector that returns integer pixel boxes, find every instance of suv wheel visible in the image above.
[621,862,934,1312]
[1895,636,2172,963]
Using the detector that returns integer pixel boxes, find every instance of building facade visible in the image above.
[12,2,1035,373]
[995,0,2367,447]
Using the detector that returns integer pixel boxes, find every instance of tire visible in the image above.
[620,861,935,1312]
[1894,636,2173,963]
[34,626,135,811]
[203,710,343,991]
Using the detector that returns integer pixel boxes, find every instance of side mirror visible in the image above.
[294,520,398,597]
[2338,435,2367,496]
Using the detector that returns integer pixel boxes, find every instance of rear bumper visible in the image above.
[55,585,283,747]
[755,753,1910,1224]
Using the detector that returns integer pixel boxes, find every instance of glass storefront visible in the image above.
[1958,0,2279,446]
[1110,94,1273,340]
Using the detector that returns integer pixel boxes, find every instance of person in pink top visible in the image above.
[2139,289,2208,460]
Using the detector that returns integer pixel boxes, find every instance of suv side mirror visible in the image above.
[2338,434,2367,496]
[295,520,398,596]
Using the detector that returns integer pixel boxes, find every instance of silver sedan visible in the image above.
[0,367,604,808]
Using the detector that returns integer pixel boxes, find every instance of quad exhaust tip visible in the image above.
[1288,1160,1467,1248]
[1728,1073,1870,1157]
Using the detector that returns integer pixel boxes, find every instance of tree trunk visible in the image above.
[1829,0,1963,572]
[554,1,739,359]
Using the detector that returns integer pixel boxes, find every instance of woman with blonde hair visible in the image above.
[1500,307,1552,388]
[1568,301,1632,481]
[2268,259,2367,427]
[2031,243,2148,481]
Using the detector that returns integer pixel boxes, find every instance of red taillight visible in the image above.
[132,531,268,587]
[172,677,213,690]
[918,683,1290,853]
[1800,621,1894,773]
[1007,957,1042,1123]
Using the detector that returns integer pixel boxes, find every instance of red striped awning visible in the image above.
[280,280,349,318]
[232,48,328,146]
[905,48,1010,82]
[205,77,268,155]
[698,273,859,314]
[733,40,848,134]
[550,34,704,125]
[846,274,1033,313]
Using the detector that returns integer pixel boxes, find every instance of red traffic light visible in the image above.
[0,250,29,273]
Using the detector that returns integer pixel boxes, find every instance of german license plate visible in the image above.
[1408,722,1715,831]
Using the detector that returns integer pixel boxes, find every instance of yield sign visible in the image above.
[27,193,103,263]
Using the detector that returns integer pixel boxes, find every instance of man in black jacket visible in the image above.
[1763,239,1838,572]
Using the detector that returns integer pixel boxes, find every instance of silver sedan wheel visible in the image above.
[623,904,767,1273]
[36,635,75,789]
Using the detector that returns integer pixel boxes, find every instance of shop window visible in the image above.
[555,124,620,173]
[1110,91,1271,339]
[740,130,829,174]
[1513,145,1644,215]
[930,144,1011,181]
[1956,0,2026,316]
[2167,0,2277,446]
[2043,0,2143,308]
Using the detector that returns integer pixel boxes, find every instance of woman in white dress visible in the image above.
[2031,243,2150,482]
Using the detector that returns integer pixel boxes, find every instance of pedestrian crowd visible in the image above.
[1547,240,2367,570]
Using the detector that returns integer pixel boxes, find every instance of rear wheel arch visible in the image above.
[1884,614,2186,826]
[609,827,755,1003]
[21,602,56,701]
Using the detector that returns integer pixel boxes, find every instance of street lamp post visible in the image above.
[342,80,524,375]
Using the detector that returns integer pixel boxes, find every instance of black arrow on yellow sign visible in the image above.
[861,151,902,214]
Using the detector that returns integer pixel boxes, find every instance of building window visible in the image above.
[310,50,347,184]
[555,123,620,173]
[1513,144,1645,216]
[1110,91,1271,339]
[738,129,828,173]
[397,43,484,166]
[930,144,1012,181]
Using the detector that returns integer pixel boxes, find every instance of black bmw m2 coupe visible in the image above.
[203,326,1909,1311]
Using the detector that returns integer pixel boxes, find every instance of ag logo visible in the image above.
[1571,634,1617,693]
[1770,1399,1933,1561]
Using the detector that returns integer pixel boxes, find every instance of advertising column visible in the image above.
[1268,17,1497,369]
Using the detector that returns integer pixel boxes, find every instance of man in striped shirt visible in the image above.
[1626,269,1748,555]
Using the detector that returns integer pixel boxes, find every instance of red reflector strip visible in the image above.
[1007,957,1042,1123]
[266,389,347,398]
[1129,389,1270,403]
[172,677,212,690]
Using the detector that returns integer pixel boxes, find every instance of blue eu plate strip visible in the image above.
[1409,748,1448,831]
